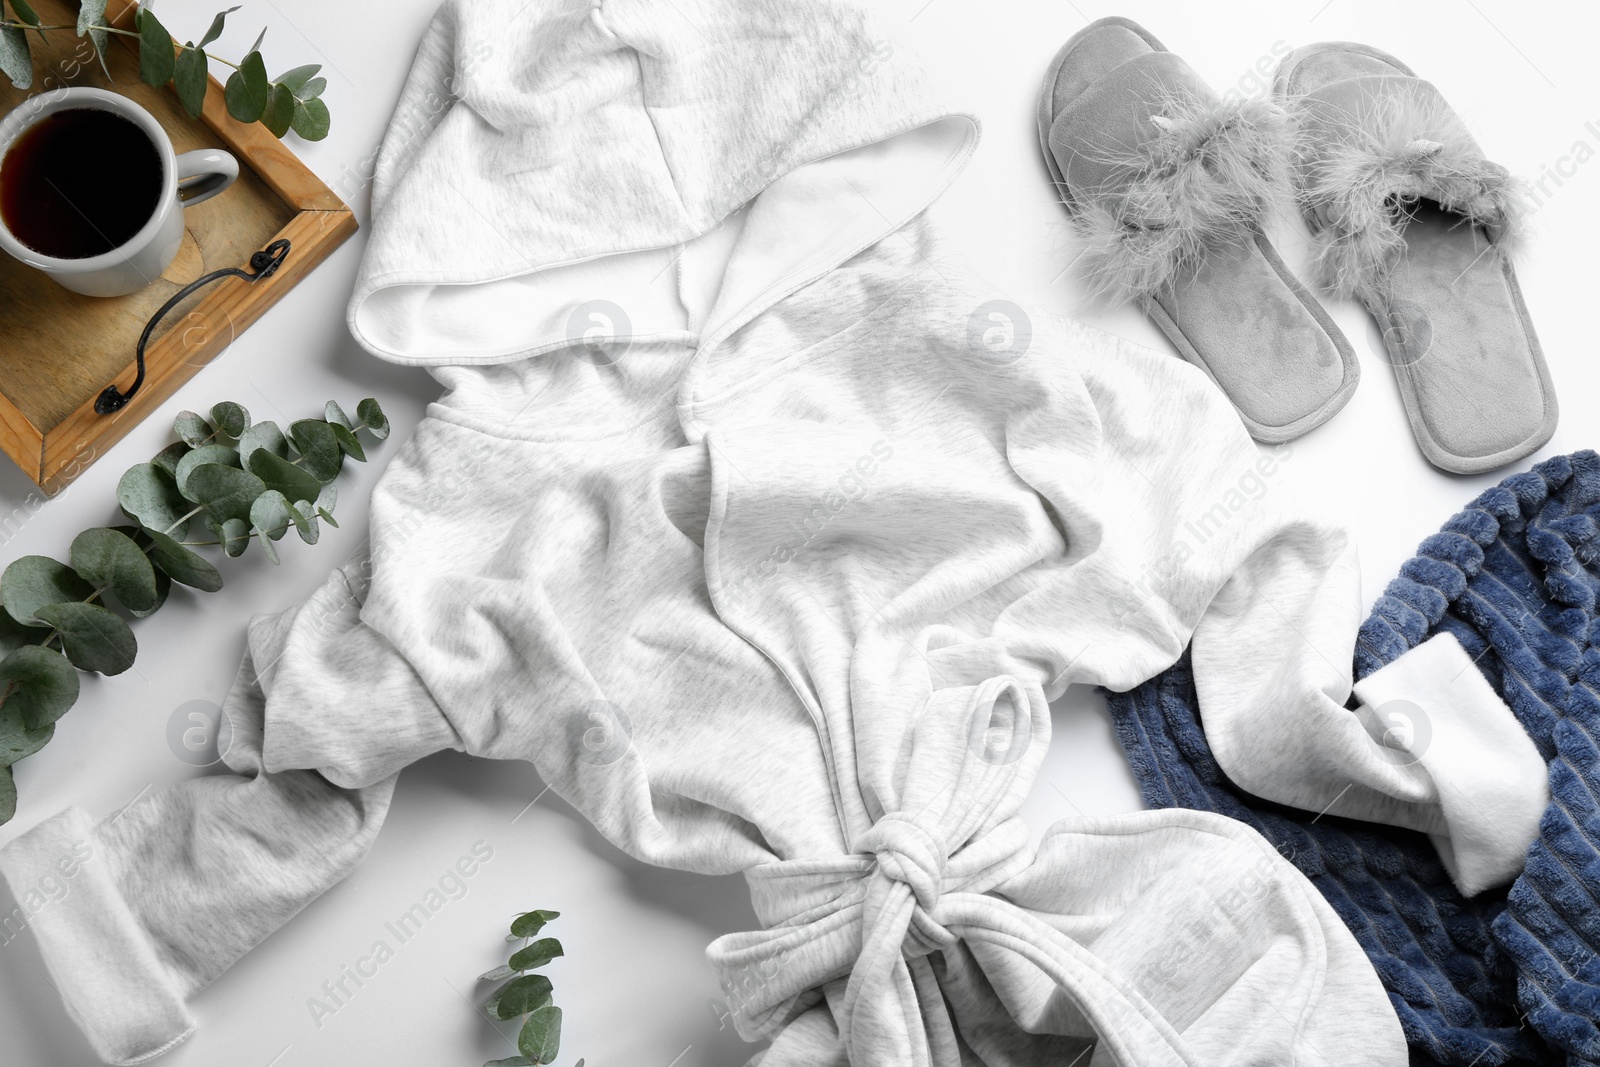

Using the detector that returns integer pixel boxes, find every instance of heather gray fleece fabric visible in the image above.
[0,1,1547,1064]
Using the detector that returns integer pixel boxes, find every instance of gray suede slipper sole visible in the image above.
[1038,16,1358,445]
[1275,41,1557,475]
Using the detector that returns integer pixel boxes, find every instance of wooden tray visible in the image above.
[0,0,356,495]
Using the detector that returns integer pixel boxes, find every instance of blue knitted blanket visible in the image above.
[1106,450,1600,1067]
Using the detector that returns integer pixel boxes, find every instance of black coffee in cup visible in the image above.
[0,107,163,259]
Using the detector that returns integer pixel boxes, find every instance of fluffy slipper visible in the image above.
[1038,16,1358,445]
[1275,41,1557,475]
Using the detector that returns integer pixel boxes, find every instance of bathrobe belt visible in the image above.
[705,675,1334,1065]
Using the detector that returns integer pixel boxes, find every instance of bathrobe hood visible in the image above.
[347,0,978,366]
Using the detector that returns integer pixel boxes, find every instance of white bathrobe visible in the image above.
[0,1,1547,1064]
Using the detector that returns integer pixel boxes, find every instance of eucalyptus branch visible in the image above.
[477,910,584,1067]
[0,398,390,823]
[161,504,204,537]
[0,1,331,140]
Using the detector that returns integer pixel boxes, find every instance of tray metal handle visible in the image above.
[94,239,292,415]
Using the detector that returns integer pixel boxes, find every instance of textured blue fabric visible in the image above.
[1106,450,1600,1067]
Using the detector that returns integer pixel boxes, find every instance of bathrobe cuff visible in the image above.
[1351,632,1547,896]
[0,806,194,1064]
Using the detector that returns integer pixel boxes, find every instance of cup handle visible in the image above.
[174,148,239,207]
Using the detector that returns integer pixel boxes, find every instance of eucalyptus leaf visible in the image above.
[186,465,267,525]
[224,49,268,123]
[0,607,48,657]
[510,910,560,938]
[175,444,241,498]
[483,1058,533,1067]
[288,420,341,481]
[250,490,291,541]
[248,25,265,53]
[142,529,222,592]
[289,96,330,142]
[0,25,31,90]
[8,0,40,28]
[356,397,390,440]
[488,975,553,1021]
[262,81,295,138]
[0,645,79,730]
[507,938,563,973]
[247,448,320,503]
[75,0,109,76]
[151,441,191,482]
[296,76,326,101]
[275,62,320,92]
[110,524,169,607]
[1,557,94,626]
[198,4,238,47]
[0,713,50,770]
[327,420,365,462]
[173,45,207,119]
[118,463,192,535]
[478,964,517,983]
[33,602,136,676]
[210,401,249,443]
[324,401,351,430]
[135,568,171,620]
[75,0,107,38]
[287,501,319,545]
[173,410,213,447]
[517,1006,562,1065]
[237,421,288,466]
[257,528,279,565]
[70,529,158,614]
[217,517,250,557]
[136,7,176,88]
[0,764,13,823]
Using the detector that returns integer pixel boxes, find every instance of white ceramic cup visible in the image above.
[0,87,238,297]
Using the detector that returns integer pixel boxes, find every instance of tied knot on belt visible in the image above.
[856,809,953,957]
[706,677,1041,1057]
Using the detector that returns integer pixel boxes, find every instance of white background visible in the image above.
[1,1,1596,1064]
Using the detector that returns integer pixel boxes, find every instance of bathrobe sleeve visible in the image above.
[1030,320,1546,897]
[0,559,459,1066]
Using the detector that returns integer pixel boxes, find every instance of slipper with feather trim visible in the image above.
[1275,41,1556,475]
[1038,16,1359,445]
